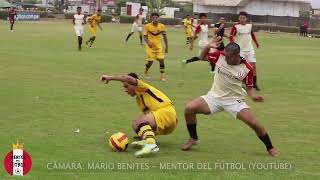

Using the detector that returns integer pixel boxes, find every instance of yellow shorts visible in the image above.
[146,47,164,61]
[152,105,177,135]
[186,30,193,38]
[89,26,97,37]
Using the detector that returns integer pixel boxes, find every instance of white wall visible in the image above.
[66,5,90,13]
[162,7,180,18]
[126,2,141,16]
[237,0,302,17]
[194,4,236,14]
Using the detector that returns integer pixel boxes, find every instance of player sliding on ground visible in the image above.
[101,73,177,157]
[85,9,103,48]
[181,36,280,157]
[143,13,168,81]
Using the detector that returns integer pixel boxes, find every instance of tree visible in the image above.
[143,0,175,15]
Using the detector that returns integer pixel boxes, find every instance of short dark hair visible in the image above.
[199,13,207,18]
[97,8,102,12]
[128,73,139,79]
[194,13,198,16]
[77,6,81,9]
[225,43,240,54]
[151,12,159,17]
[239,11,248,17]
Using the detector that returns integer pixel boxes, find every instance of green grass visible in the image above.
[0,20,319,180]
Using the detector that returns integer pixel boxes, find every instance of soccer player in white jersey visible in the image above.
[180,37,280,157]
[73,7,86,51]
[230,11,260,91]
[191,13,199,35]
[125,8,144,45]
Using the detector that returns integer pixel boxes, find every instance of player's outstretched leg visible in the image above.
[132,113,159,157]
[159,59,165,81]
[125,32,134,43]
[10,21,14,32]
[237,108,280,157]
[181,97,211,151]
[182,56,200,64]
[144,61,153,79]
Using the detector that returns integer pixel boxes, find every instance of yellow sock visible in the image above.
[138,125,156,144]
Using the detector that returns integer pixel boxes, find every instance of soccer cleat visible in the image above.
[181,138,198,151]
[134,144,159,157]
[268,147,280,157]
[131,140,146,146]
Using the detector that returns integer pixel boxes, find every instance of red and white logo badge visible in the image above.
[3,142,32,176]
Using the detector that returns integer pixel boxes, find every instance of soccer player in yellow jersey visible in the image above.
[101,73,177,157]
[85,9,103,48]
[143,13,168,81]
[184,15,193,49]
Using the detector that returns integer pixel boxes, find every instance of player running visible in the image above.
[230,11,260,91]
[143,13,168,81]
[183,15,193,48]
[100,73,177,157]
[8,7,17,32]
[125,8,144,45]
[85,9,103,48]
[181,36,280,157]
[73,7,86,51]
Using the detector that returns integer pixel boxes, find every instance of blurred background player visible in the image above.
[184,15,193,49]
[8,7,16,32]
[230,11,260,91]
[181,37,280,157]
[100,73,177,157]
[85,9,103,48]
[143,13,168,81]
[214,17,226,51]
[183,13,215,73]
[73,7,86,51]
[125,8,144,45]
[191,13,199,35]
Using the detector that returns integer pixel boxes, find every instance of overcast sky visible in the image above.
[312,0,320,8]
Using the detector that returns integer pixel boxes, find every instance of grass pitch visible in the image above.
[0,20,319,179]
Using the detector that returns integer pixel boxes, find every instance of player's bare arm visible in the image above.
[199,36,222,60]
[246,86,264,102]
[144,35,153,48]
[251,31,260,48]
[100,75,137,85]
[162,32,168,53]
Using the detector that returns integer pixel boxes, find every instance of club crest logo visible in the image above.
[3,141,32,176]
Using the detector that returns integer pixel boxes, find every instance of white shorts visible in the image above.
[74,27,84,37]
[240,50,256,63]
[201,92,250,118]
[131,23,142,33]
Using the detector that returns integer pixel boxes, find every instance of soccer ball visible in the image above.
[108,132,129,152]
